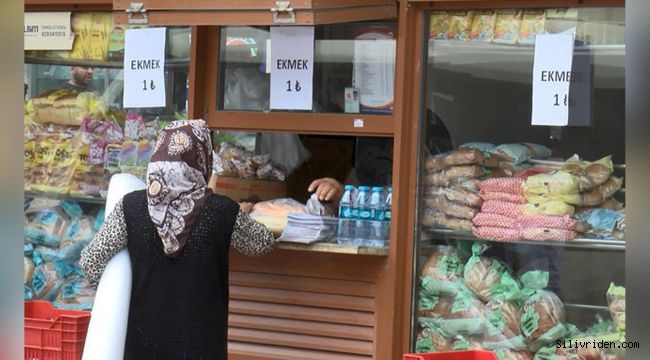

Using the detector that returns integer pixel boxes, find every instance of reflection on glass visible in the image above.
[218,22,396,114]
[412,7,625,356]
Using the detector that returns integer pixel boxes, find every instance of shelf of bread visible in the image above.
[25,56,190,69]
[423,228,625,252]
[276,241,388,256]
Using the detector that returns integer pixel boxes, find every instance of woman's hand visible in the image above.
[239,202,254,213]
[307,177,343,202]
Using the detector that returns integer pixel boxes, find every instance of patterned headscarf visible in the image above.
[146,120,213,258]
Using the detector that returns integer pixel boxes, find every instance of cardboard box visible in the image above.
[213,176,286,202]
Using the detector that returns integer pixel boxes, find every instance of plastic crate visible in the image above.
[24,301,91,360]
[403,350,498,360]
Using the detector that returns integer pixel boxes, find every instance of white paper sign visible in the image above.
[123,28,166,108]
[270,26,314,110]
[353,32,396,114]
[531,34,575,126]
[24,12,75,50]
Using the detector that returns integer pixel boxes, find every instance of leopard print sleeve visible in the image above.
[80,199,128,288]
[230,209,275,256]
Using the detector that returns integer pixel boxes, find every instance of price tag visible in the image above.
[123,28,166,108]
[531,34,575,126]
[270,26,314,110]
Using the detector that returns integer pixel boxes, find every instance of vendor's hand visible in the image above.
[239,202,254,213]
[308,177,343,202]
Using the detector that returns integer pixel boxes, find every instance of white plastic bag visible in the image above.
[258,133,311,174]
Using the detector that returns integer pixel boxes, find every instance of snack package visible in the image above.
[30,129,58,191]
[519,10,546,45]
[429,12,450,40]
[420,246,465,296]
[249,198,308,234]
[581,177,623,207]
[521,201,575,217]
[562,155,614,192]
[494,10,522,44]
[54,276,96,310]
[425,148,486,171]
[119,140,138,169]
[124,112,144,140]
[480,191,527,204]
[479,178,525,194]
[448,11,475,41]
[41,128,79,194]
[525,171,580,196]
[470,11,496,42]
[424,197,479,220]
[87,13,113,61]
[481,200,522,218]
[426,187,483,207]
[491,144,531,165]
[607,283,625,332]
[463,243,512,302]
[518,271,566,351]
[415,324,452,353]
[70,12,94,59]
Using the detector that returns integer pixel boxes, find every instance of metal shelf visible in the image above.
[25,190,106,205]
[25,56,190,69]
[423,228,625,251]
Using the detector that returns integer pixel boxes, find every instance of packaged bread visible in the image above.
[483,300,527,350]
[470,10,496,42]
[494,9,522,44]
[522,227,577,242]
[415,324,451,353]
[40,128,79,194]
[31,130,58,191]
[473,226,521,242]
[562,155,614,192]
[517,215,577,231]
[448,11,475,41]
[481,200,522,218]
[424,196,479,220]
[581,177,623,206]
[24,124,39,190]
[87,13,113,61]
[463,243,509,302]
[421,209,474,232]
[420,246,464,296]
[451,335,484,351]
[521,201,575,217]
[519,10,546,45]
[524,171,580,196]
[54,276,96,310]
[498,162,531,177]
[425,148,485,171]
[249,198,307,234]
[426,187,483,207]
[491,144,531,165]
[24,206,72,247]
[522,143,552,159]
[418,294,454,318]
[424,166,485,186]
[24,257,35,285]
[460,142,496,153]
[429,12,450,40]
[32,90,105,126]
[70,12,94,59]
[519,271,566,351]
[607,283,625,332]
[479,178,525,194]
[473,213,517,228]
[493,348,534,360]
[442,289,487,336]
[480,191,527,204]
[31,262,65,301]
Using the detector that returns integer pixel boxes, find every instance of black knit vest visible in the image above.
[122,190,239,360]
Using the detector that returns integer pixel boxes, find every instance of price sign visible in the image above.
[123,27,166,108]
[531,34,575,126]
[270,26,314,110]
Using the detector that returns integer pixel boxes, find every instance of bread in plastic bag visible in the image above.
[518,271,566,351]
[447,11,475,41]
[562,155,614,192]
[480,191,527,204]
[24,206,72,247]
[607,283,625,332]
[460,142,497,153]
[249,198,308,234]
[517,215,577,231]
[415,324,451,353]
[424,166,485,186]
[24,257,35,285]
[451,335,484,351]
[420,246,465,296]
[31,261,67,301]
[473,213,517,229]
[479,178,525,194]
[525,171,580,196]
[481,200,522,218]
[442,289,488,336]
[418,294,454,318]
[424,196,479,220]
[493,348,534,360]
[54,276,96,310]
[473,226,521,242]
[463,243,511,302]
[491,144,531,164]
[521,201,575,217]
[522,143,552,159]
[581,177,623,207]
[426,187,483,207]
[425,148,486,171]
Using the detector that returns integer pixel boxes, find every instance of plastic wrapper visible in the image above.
[494,10,522,44]
[31,90,107,126]
[463,243,512,302]
[581,177,623,207]
[517,215,576,231]
[448,11,475,41]
[480,191,527,204]
[522,143,552,159]
[479,178,525,194]
[415,324,451,353]
[521,201,575,217]
[30,128,58,191]
[214,142,287,182]
[525,193,583,207]
[522,228,576,242]
[518,10,546,45]
[499,162,532,177]
[54,276,96,310]
[443,290,488,336]
[421,209,474,231]
[420,246,465,296]
[562,155,614,192]
[460,142,497,153]
[525,171,580,196]
[481,200,522,218]
[451,335,484,350]
[490,144,530,165]
[25,207,72,247]
[429,12,450,40]
[425,148,486,171]
[426,187,483,207]
[452,179,481,193]
[249,198,308,234]
[607,283,625,332]
[470,11,496,42]
[473,226,521,242]
[494,348,534,360]
[424,166,485,186]
[519,271,566,351]
[574,208,626,238]
[424,197,479,220]
[24,257,35,285]
[31,261,70,301]
[473,213,517,229]
[418,294,454,318]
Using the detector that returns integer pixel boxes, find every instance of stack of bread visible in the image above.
[472,177,527,241]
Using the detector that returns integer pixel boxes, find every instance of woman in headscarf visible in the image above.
[80,119,275,360]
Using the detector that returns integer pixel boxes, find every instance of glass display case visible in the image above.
[410,6,626,359]
[23,13,191,309]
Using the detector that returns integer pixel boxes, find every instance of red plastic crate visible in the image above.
[24,301,91,360]
[403,350,498,360]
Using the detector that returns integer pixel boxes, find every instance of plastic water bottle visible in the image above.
[366,187,386,247]
[337,185,357,245]
[354,186,371,245]
[384,187,392,245]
